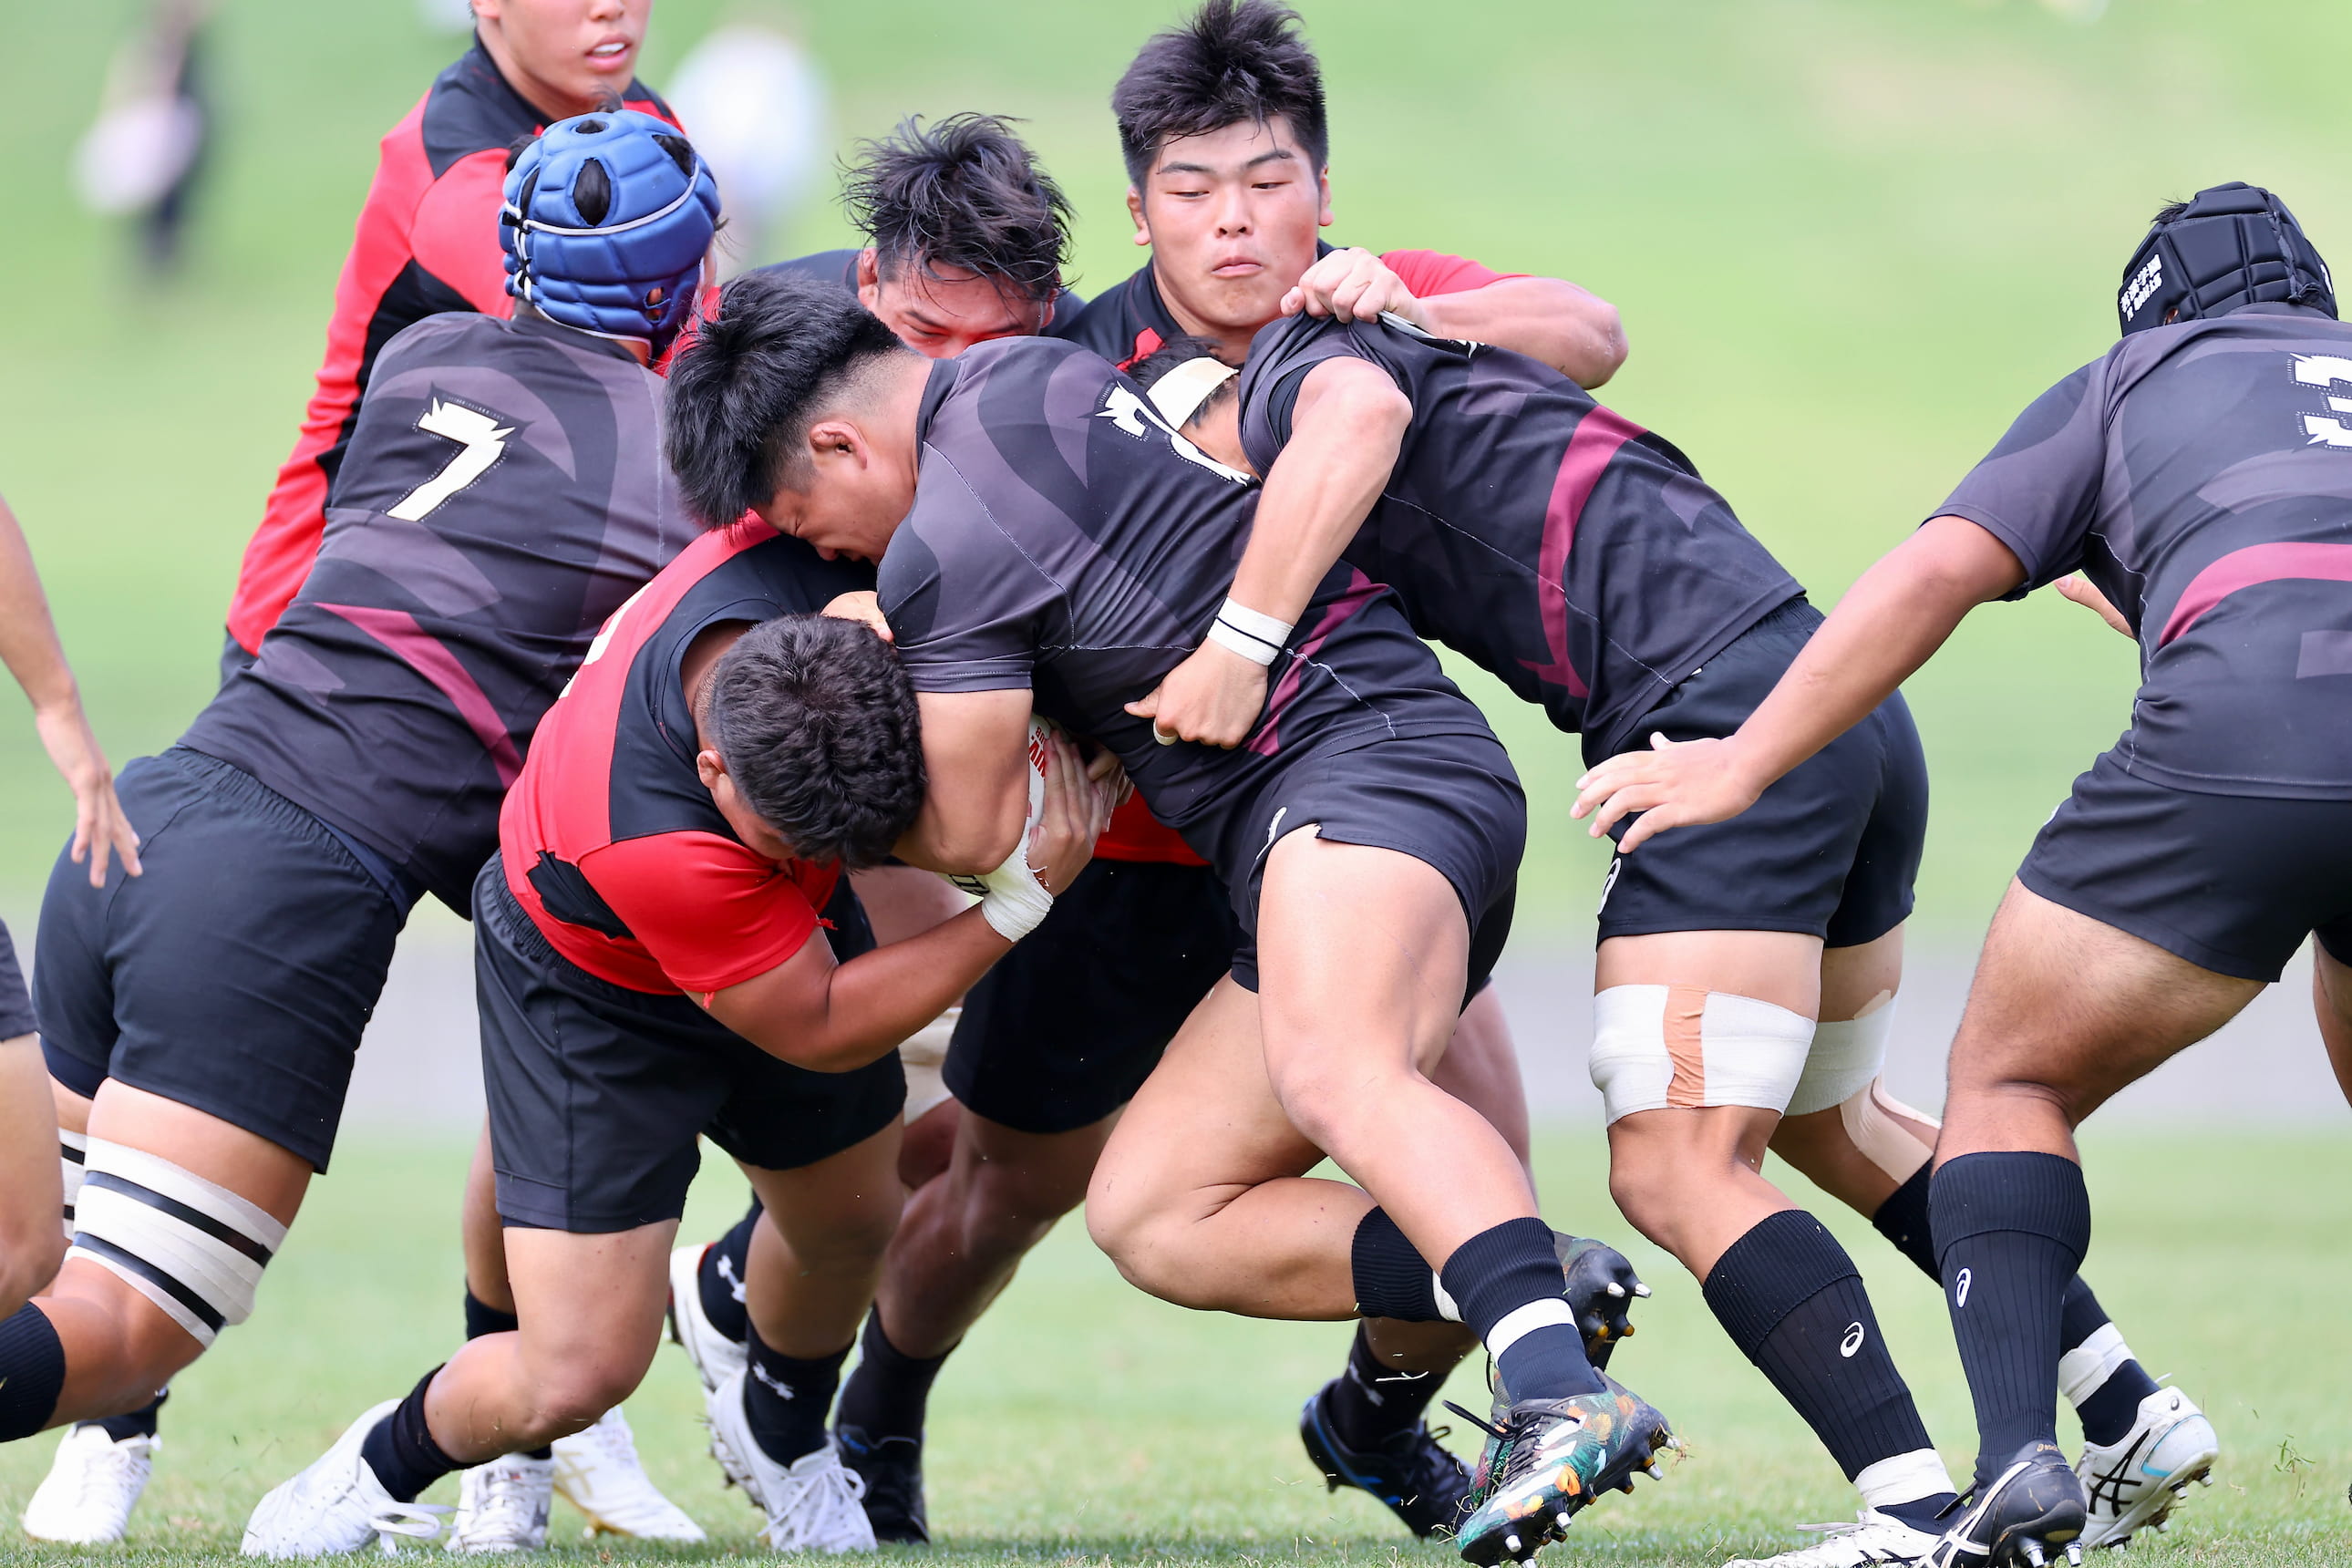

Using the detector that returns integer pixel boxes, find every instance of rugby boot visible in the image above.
[1554,1233,1648,1368]
[1298,1382,1471,1538]
[2075,1387,2218,1548]
[446,1454,552,1553]
[1451,1382,1675,1564]
[706,1371,875,1553]
[550,1407,706,1541]
[241,1399,449,1558]
[1925,1443,2086,1568]
[834,1424,929,1543]
[21,1424,156,1543]
[1724,1510,1942,1567]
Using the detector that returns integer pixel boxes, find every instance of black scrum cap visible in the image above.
[2117,181,2335,336]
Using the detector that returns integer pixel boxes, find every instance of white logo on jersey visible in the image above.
[1955,1267,1973,1308]
[2119,254,2164,322]
[2292,355,2352,449]
[389,399,514,520]
[1097,385,1252,484]
[1840,1321,1866,1358]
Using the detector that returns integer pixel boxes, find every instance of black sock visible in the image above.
[359,1368,459,1503]
[1703,1210,1952,1522]
[699,1200,760,1345]
[1933,1152,2091,1488]
[93,1389,169,1443]
[833,1310,952,1446]
[1326,1321,1447,1449]
[744,1326,850,1467]
[1439,1218,1602,1401]
[462,1290,519,1341]
[0,1304,67,1442]
[1871,1162,1939,1283]
[2057,1280,2160,1447]
[1350,1207,1441,1321]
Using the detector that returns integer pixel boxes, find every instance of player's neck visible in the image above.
[474,26,612,124]
[512,300,652,365]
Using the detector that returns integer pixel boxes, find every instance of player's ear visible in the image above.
[805,417,866,470]
[1315,170,1334,229]
[856,247,882,306]
[696,748,728,795]
[1128,187,1150,247]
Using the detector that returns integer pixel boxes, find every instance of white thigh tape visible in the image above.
[60,1129,88,1241]
[1786,1002,1896,1118]
[67,1139,288,1348]
[901,1006,959,1124]
[1840,1079,1937,1184]
[2058,1322,2132,1407]
[1588,985,1813,1123]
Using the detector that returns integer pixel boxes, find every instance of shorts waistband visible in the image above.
[164,747,421,913]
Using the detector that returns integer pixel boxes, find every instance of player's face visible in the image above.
[859,252,1052,358]
[754,436,913,565]
[1128,116,1332,340]
[472,0,648,121]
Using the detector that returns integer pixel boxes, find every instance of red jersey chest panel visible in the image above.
[227,41,677,655]
[500,521,874,993]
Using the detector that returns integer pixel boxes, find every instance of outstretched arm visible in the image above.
[1571,515,2028,852]
[1127,356,1409,748]
[1283,249,1627,387]
[0,492,139,885]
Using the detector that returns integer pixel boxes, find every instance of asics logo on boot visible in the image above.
[1840,1322,1865,1357]
[1955,1268,1972,1307]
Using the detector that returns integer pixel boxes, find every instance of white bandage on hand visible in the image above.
[1588,985,1815,1124]
[946,718,1057,942]
[1204,597,1295,667]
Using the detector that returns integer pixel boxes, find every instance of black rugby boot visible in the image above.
[1299,1381,1472,1538]
[834,1425,928,1544]
[1927,1442,2087,1568]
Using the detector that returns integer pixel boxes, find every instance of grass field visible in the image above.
[1,1130,2347,1564]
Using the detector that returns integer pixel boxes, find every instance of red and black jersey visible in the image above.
[501,521,875,995]
[1048,243,1522,864]
[224,39,678,656]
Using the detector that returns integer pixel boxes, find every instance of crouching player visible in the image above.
[1131,312,2175,1567]
[244,525,1116,1557]
[0,109,717,1529]
[662,271,1676,1567]
[1577,182,2349,1565]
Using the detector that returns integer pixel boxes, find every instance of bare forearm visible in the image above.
[1418,277,1628,387]
[0,500,80,714]
[745,906,1008,1072]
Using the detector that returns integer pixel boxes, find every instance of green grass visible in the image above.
[2,1129,2348,1563]
[11,0,2352,930]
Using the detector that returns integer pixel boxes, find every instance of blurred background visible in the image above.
[2,0,2347,1127]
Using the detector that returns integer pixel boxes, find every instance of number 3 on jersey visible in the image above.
[389,398,514,520]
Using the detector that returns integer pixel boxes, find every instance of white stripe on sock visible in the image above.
[1484,1298,1577,1359]
[1854,1448,1955,1510]
[2058,1322,2131,1408]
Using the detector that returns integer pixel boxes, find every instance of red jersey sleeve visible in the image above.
[1379,249,1526,299]
[581,831,836,995]
[410,147,518,316]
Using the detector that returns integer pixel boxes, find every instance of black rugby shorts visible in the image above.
[1595,600,1925,948]
[0,917,34,1041]
[34,748,408,1171]
[945,858,1241,1135]
[476,859,904,1233]
[2018,753,2352,983]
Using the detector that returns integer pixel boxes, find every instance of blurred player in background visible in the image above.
[0,110,715,1553]
[665,6,829,277]
[71,0,214,274]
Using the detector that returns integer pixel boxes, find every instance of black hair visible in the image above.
[704,614,924,869]
[2151,198,2192,225]
[1112,0,1328,187]
[663,271,913,526]
[841,113,1071,304]
[1129,335,1239,425]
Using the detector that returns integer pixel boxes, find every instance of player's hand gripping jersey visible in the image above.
[500,521,873,995]
[878,336,1497,878]
[224,42,678,657]
[1236,313,1802,758]
[183,313,700,910]
[1937,303,2352,797]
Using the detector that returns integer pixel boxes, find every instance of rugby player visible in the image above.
[0,111,717,1549]
[661,271,1677,1568]
[242,541,1115,1557]
[1131,307,2183,1566]
[1573,181,2347,1565]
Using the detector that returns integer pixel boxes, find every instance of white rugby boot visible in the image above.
[667,1243,748,1393]
[2076,1386,2219,1549]
[241,1398,449,1557]
[550,1408,705,1541]
[445,1454,552,1553]
[21,1423,156,1543]
[1725,1510,1941,1566]
[705,1370,875,1553]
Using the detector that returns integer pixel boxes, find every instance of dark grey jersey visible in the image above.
[1938,304,2352,799]
[878,336,1493,851]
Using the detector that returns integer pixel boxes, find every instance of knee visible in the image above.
[781,1187,904,1274]
[955,1156,1085,1252]
[1082,1173,1184,1301]
[519,1348,645,1439]
[1261,1053,1395,1154]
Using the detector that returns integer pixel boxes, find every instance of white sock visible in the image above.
[2058,1323,2135,1408]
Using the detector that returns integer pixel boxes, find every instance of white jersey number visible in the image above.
[1096,384,1253,484]
[388,399,515,520]
[2292,355,2352,449]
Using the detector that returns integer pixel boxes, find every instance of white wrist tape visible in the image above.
[947,718,1057,942]
[1206,598,1294,666]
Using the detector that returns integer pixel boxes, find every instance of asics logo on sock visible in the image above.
[1840,1322,1865,1358]
[1955,1268,1972,1308]
[751,1365,795,1400]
